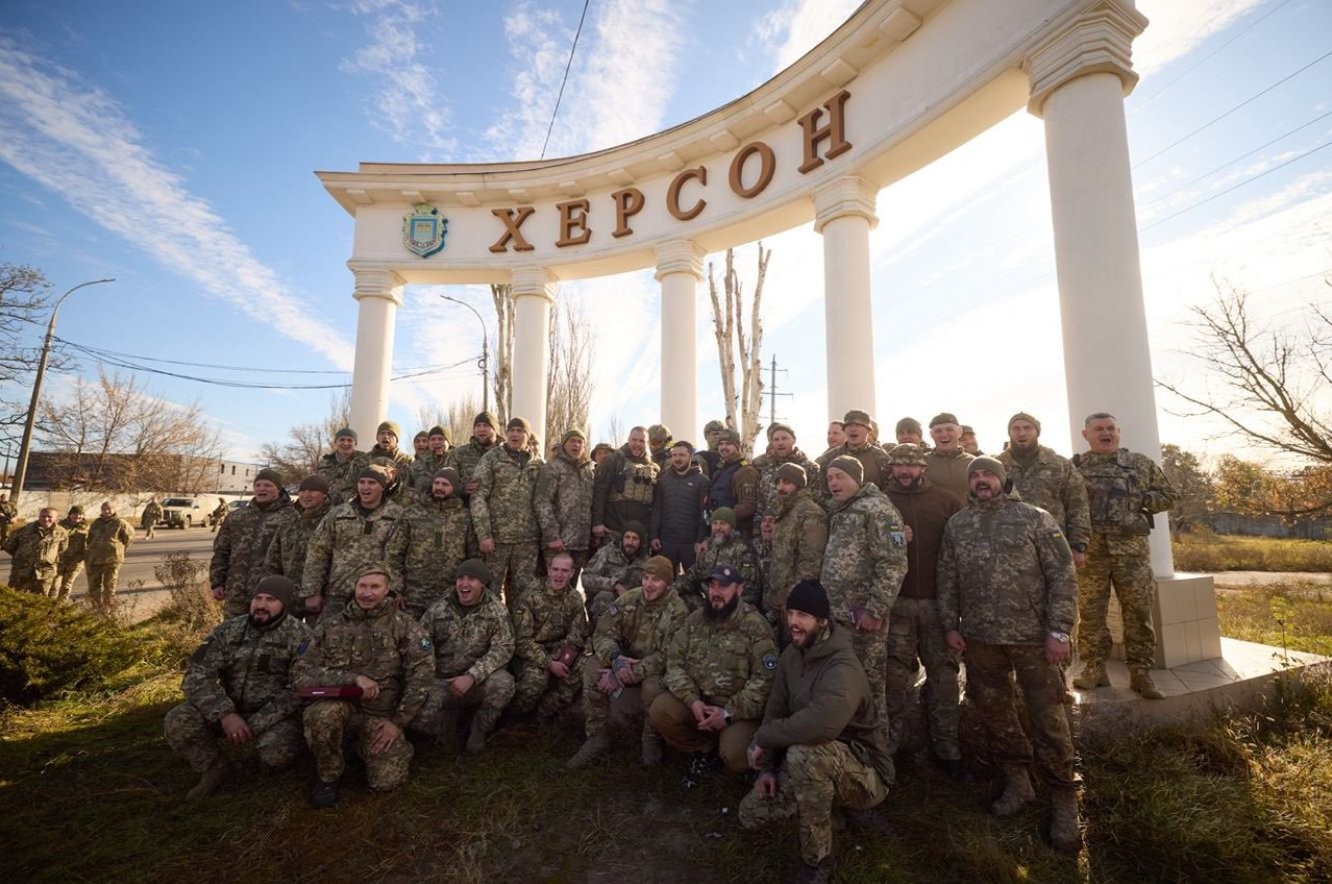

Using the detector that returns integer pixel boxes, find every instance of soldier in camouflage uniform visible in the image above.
[739,581,892,884]
[55,506,89,601]
[0,493,15,544]
[317,427,370,504]
[85,501,134,608]
[534,428,594,577]
[924,413,976,501]
[368,420,414,469]
[671,507,763,612]
[567,556,688,768]
[300,466,407,620]
[997,412,1091,563]
[592,426,658,542]
[757,464,828,635]
[894,417,926,447]
[412,429,430,459]
[295,563,434,807]
[262,474,332,598]
[445,412,499,498]
[820,456,908,724]
[408,425,452,496]
[413,559,515,753]
[372,455,416,508]
[395,467,476,619]
[582,521,649,622]
[164,575,310,800]
[751,422,820,525]
[650,563,778,785]
[1072,413,1177,700]
[647,423,673,470]
[140,497,163,539]
[510,552,590,719]
[815,409,894,500]
[2,506,67,595]
[210,469,296,618]
[938,457,1082,853]
[470,417,543,609]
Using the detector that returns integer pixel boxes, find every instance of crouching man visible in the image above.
[164,575,311,800]
[294,562,433,808]
[413,559,516,753]
[738,580,892,883]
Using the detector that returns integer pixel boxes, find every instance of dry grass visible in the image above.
[1216,582,1332,657]
[1174,531,1332,573]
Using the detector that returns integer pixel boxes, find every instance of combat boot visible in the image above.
[311,779,340,809]
[794,855,835,884]
[683,750,720,789]
[566,732,610,769]
[1049,787,1083,853]
[1072,661,1109,690]
[641,725,665,767]
[990,765,1036,817]
[186,760,227,800]
[1129,670,1166,700]
[467,707,502,753]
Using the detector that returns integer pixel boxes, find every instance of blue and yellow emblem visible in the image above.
[403,204,448,257]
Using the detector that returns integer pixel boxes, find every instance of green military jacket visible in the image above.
[821,483,908,626]
[57,517,89,571]
[534,449,594,551]
[512,582,588,669]
[672,532,763,611]
[664,600,778,721]
[395,494,475,616]
[752,447,820,523]
[408,451,450,496]
[445,438,497,489]
[758,488,828,615]
[1074,448,1177,549]
[86,514,134,565]
[182,611,311,734]
[815,442,894,499]
[591,586,689,682]
[470,445,543,544]
[580,541,648,598]
[418,590,514,682]
[300,499,407,605]
[317,450,370,504]
[210,497,297,608]
[3,522,68,585]
[263,499,331,589]
[997,444,1091,550]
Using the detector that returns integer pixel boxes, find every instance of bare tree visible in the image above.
[1158,284,1332,464]
[444,394,481,443]
[0,263,67,447]
[257,391,352,479]
[604,415,625,448]
[490,283,514,426]
[545,299,595,440]
[415,403,448,435]
[707,244,770,456]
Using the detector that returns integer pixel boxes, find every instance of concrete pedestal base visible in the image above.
[1102,572,1222,669]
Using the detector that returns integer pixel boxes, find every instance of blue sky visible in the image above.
[1,0,1329,467]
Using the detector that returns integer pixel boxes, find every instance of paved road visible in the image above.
[67,527,217,622]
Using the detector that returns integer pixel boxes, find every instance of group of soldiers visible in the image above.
[108,408,1170,883]
[2,501,137,608]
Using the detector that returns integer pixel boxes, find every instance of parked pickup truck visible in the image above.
[160,497,207,528]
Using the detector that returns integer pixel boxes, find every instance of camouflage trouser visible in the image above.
[222,589,251,620]
[1077,533,1156,671]
[55,564,84,601]
[85,563,122,608]
[739,741,889,865]
[586,588,623,624]
[582,668,665,739]
[486,541,539,609]
[144,524,156,539]
[303,701,414,790]
[412,671,515,739]
[512,652,587,717]
[647,691,757,772]
[964,640,1075,788]
[7,567,55,596]
[885,597,960,760]
[848,623,888,726]
[163,702,303,772]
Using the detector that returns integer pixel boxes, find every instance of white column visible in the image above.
[814,176,878,422]
[655,240,703,440]
[348,267,405,444]
[1027,2,1175,576]
[510,267,555,445]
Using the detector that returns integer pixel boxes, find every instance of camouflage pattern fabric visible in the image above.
[164,707,303,773]
[534,448,594,552]
[581,541,648,619]
[408,451,450,496]
[1074,448,1177,540]
[262,499,331,591]
[820,483,907,627]
[445,438,498,489]
[757,488,828,619]
[511,581,589,715]
[751,447,820,524]
[317,450,370,504]
[997,444,1091,549]
[55,516,89,601]
[1077,533,1158,670]
[814,442,894,499]
[2,521,67,595]
[368,443,414,469]
[210,498,297,617]
[413,589,516,738]
[299,499,407,617]
[884,596,960,759]
[671,533,763,612]
[662,601,777,722]
[85,514,134,607]
[303,701,415,789]
[470,445,543,604]
[395,495,475,618]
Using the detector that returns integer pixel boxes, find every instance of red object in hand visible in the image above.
[553,643,581,668]
[299,684,364,699]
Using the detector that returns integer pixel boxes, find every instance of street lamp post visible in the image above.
[440,294,490,414]
[11,277,115,503]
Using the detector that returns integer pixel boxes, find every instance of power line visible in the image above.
[51,336,347,373]
[539,0,592,161]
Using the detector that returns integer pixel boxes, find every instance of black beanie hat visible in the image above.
[786,579,831,620]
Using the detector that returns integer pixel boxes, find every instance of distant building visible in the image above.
[25,451,264,495]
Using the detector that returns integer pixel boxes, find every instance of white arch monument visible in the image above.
[320,0,1221,669]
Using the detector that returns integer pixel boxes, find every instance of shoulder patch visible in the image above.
[420,637,433,651]
[889,530,906,547]
[296,640,309,656]
[607,604,620,617]
[762,652,779,671]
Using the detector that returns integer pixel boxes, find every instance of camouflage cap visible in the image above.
[708,564,743,586]
[591,442,615,456]
[766,421,796,440]
[718,429,742,447]
[455,558,491,585]
[255,467,285,487]
[887,443,928,466]
[561,428,587,444]
[895,416,922,435]
[473,411,498,429]
[647,423,671,443]
[704,420,726,434]
[358,464,390,489]
[929,412,959,428]
[826,455,864,485]
[334,426,358,441]
[967,456,1007,485]
[710,507,737,526]
[776,462,808,489]
[68,505,84,516]
[642,555,675,583]
[428,424,451,441]
[507,416,532,434]
[960,425,975,435]
[842,409,874,428]
[252,574,297,609]
[1008,411,1042,433]
[377,420,401,439]
[356,561,393,584]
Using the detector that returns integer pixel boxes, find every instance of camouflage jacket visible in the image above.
[300,499,407,603]
[758,488,828,614]
[408,451,450,496]
[317,450,370,504]
[997,444,1091,550]
[181,612,311,734]
[815,442,895,499]
[1074,448,1177,540]
[663,601,778,721]
[591,586,688,682]
[445,438,498,490]
[470,445,543,544]
[263,499,332,589]
[821,483,908,626]
[57,518,89,570]
[86,515,134,565]
[512,583,589,668]
[592,445,659,530]
[369,443,414,469]
[752,447,820,523]
[937,493,1078,645]
[3,522,68,580]
[672,532,763,611]
[209,497,297,606]
[140,502,163,528]
[580,541,648,597]
[534,449,594,550]
[419,590,514,682]
[293,596,434,727]
[394,494,476,615]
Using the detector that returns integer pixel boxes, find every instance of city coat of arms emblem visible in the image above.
[403,204,448,257]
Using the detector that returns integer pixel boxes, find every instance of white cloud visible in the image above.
[753,0,861,74]
[1134,0,1266,77]
[0,36,355,368]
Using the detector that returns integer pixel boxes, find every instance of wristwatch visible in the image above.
[723,709,733,725]
[1049,631,1071,644]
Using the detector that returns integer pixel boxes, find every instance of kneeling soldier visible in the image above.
[294,562,433,808]
[510,551,589,721]
[164,575,310,799]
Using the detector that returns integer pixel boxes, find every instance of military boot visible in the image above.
[186,760,228,800]
[683,750,720,789]
[991,765,1036,817]
[467,707,502,753]
[1049,787,1083,853]
[566,732,610,769]
[641,724,665,767]
[1129,670,1166,700]
[1072,661,1109,690]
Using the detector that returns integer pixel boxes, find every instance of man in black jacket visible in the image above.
[651,440,708,572]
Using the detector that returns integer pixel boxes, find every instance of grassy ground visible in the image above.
[1173,531,1332,573]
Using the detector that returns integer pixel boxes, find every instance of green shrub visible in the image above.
[0,586,137,705]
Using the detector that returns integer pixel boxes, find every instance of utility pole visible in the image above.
[766,354,792,427]
[441,294,489,413]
